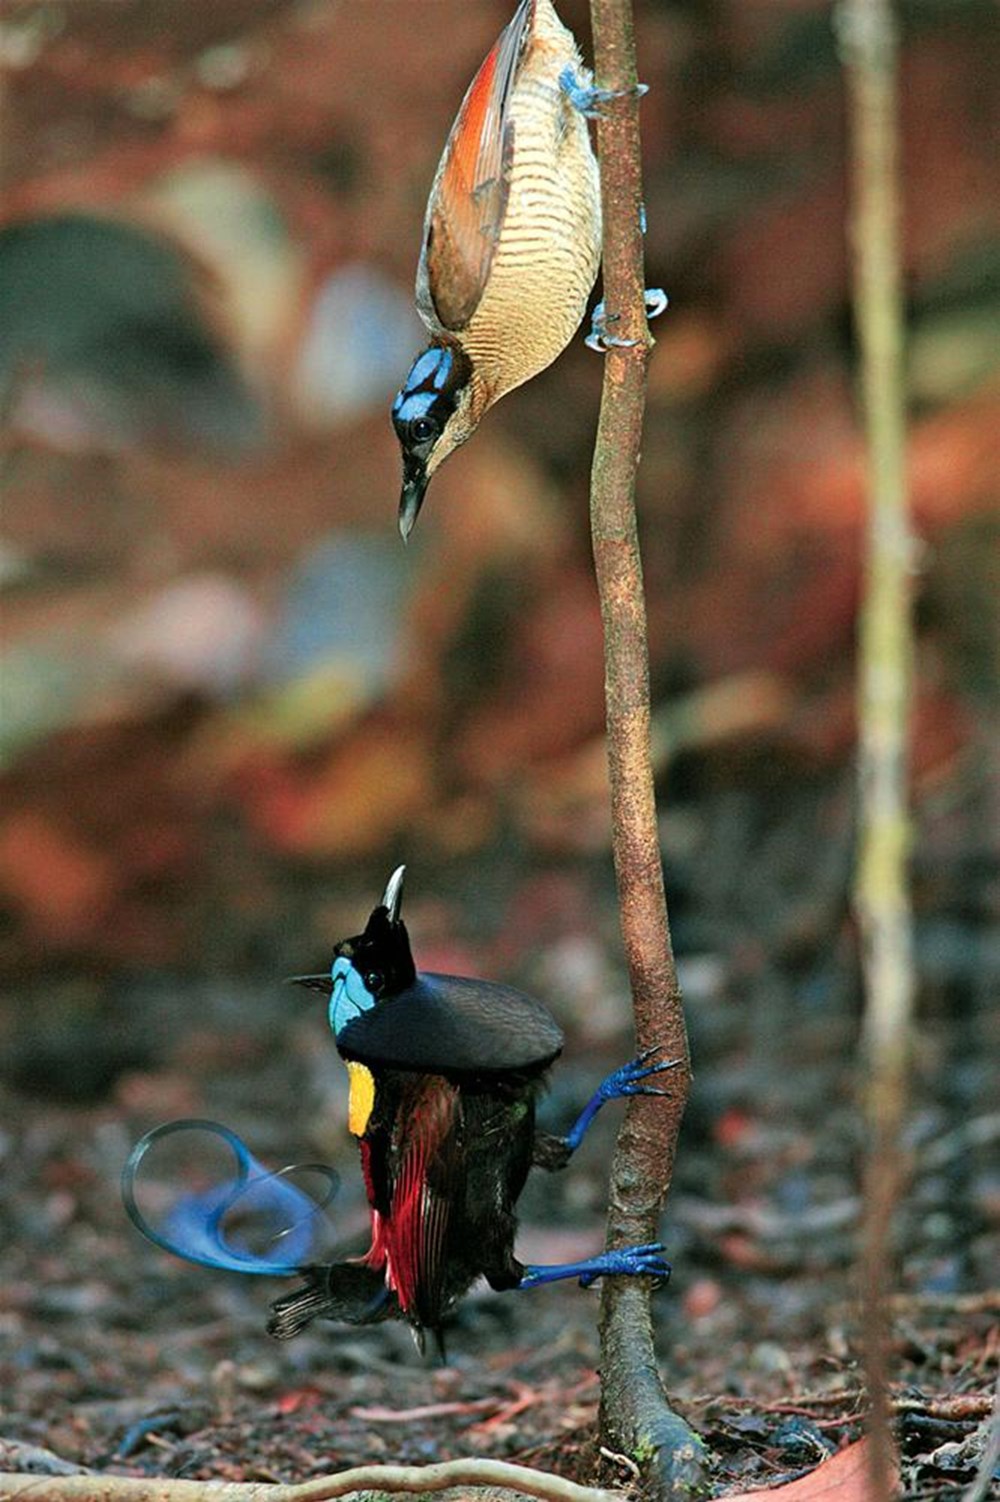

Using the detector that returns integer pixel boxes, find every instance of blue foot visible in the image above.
[586,290,669,352]
[521,1242,671,1290]
[559,65,648,120]
[561,1048,680,1154]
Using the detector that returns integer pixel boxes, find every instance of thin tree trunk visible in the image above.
[840,2,914,1498]
[587,1,707,1495]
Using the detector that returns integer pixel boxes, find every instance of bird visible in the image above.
[391,0,604,540]
[270,865,674,1354]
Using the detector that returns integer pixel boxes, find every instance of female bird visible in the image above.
[274,867,673,1354]
[392,0,603,539]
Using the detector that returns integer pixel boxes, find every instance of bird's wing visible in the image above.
[417,0,533,332]
[385,1078,462,1327]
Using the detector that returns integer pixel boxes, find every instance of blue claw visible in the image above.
[598,1047,680,1102]
[559,65,649,120]
[520,1242,671,1291]
[586,290,669,352]
[560,1049,679,1154]
[577,1242,672,1288]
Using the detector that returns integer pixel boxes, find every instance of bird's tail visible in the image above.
[267,1262,396,1339]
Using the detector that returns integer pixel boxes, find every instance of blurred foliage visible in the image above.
[0,0,996,1010]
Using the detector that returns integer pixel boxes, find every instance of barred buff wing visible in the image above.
[418,0,532,331]
[454,0,602,394]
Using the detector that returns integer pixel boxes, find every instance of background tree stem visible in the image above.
[840,1,914,1498]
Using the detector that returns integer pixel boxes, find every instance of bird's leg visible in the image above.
[559,65,648,120]
[536,1049,679,1170]
[519,1242,671,1289]
[561,1048,679,1155]
[586,289,669,351]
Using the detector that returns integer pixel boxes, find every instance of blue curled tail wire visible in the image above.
[121,1119,339,1276]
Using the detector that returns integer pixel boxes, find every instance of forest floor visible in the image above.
[1,829,996,1499]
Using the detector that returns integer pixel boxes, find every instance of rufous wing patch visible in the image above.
[424,0,532,329]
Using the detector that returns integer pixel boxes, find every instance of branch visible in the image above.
[0,1458,620,1502]
[839,2,914,1500]
[586,0,707,1496]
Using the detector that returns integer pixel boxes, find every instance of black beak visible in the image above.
[288,973,334,995]
[398,462,429,543]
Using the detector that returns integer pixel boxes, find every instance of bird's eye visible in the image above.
[409,415,439,445]
[364,970,384,995]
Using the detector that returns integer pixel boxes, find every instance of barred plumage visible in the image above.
[394,0,602,537]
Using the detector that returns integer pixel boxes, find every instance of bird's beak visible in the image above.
[382,864,406,922]
[287,974,335,995]
[398,462,429,543]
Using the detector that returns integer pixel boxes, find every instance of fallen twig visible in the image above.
[0,1457,622,1502]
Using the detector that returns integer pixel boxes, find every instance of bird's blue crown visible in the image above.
[392,343,470,437]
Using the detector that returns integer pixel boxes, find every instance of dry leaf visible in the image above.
[729,1439,894,1502]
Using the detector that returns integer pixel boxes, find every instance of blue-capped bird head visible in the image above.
[292,865,416,1041]
[392,343,475,541]
[292,865,564,1078]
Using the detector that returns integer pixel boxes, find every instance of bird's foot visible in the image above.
[559,65,648,119]
[585,290,669,351]
[560,1047,679,1153]
[596,1046,681,1103]
[520,1242,671,1290]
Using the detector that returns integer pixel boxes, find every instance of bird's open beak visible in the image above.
[398,462,429,542]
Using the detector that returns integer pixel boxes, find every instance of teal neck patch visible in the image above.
[329,955,377,1037]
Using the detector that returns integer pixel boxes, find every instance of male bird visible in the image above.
[272,866,673,1352]
[392,0,603,539]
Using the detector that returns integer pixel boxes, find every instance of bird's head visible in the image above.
[291,865,415,1040]
[291,864,563,1077]
[392,343,475,540]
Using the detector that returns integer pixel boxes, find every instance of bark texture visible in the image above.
[587,1,707,1496]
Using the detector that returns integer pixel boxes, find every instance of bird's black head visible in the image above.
[292,865,563,1076]
[392,342,473,540]
[332,888,417,1008]
[291,866,416,1038]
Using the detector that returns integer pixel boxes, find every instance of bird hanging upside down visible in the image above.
[273,866,674,1354]
[392,0,604,540]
